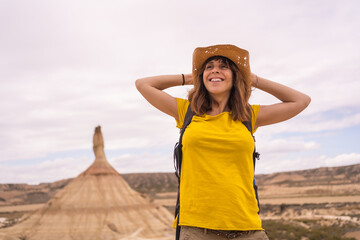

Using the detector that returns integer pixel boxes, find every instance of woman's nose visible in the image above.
[211,67,219,73]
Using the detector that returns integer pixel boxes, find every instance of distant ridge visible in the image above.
[1,163,359,207]
[256,163,360,186]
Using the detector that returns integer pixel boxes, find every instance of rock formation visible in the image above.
[0,126,173,240]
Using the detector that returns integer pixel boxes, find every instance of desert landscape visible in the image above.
[0,127,174,240]
[0,163,359,240]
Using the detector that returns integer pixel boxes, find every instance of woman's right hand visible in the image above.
[250,73,259,88]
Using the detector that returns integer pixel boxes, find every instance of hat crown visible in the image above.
[192,44,250,77]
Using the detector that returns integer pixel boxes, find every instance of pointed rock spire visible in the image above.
[81,126,118,176]
[93,125,105,158]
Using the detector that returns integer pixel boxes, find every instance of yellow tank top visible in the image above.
[173,98,262,231]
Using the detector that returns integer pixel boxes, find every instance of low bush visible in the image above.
[263,219,357,240]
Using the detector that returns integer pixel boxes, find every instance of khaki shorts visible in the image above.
[180,226,269,240]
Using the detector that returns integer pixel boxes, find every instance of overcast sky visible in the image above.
[0,0,359,184]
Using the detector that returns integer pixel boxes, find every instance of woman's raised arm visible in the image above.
[135,74,192,121]
[252,74,311,129]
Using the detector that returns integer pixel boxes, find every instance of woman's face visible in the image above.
[202,59,233,98]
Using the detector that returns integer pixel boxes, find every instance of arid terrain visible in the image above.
[1,164,359,240]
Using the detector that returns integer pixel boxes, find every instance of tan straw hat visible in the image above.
[192,44,251,79]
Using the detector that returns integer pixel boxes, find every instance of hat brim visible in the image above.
[192,44,250,79]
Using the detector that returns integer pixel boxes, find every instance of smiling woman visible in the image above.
[135,44,310,240]
[189,54,251,120]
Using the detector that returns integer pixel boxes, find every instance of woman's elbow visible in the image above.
[300,94,311,110]
[304,94,311,107]
[135,78,145,91]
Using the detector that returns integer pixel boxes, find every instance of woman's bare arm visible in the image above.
[251,74,311,129]
[135,74,193,121]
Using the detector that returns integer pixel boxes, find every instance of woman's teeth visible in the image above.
[210,78,222,82]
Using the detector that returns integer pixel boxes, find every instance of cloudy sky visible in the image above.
[0,0,359,184]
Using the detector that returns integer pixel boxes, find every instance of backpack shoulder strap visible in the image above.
[181,104,195,135]
[174,104,194,240]
[242,120,260,165]
[242,121,253,134]
[242,118,261,213]
[174,104,194,179]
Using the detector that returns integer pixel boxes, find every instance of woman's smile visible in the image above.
[209,78,224,82]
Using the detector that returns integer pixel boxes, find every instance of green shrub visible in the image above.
[262,220,356,240]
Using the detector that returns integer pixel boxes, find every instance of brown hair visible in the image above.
[188,56,252,121]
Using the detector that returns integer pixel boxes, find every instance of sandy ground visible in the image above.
[0,203,44,213]
[259,183,360,199]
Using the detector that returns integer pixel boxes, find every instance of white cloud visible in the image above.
[256,138,320,154]
[0,152,174,184]
[0,156,92,184]
[110,153,174,174]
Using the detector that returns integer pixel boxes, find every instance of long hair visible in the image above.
[188,56,252,121]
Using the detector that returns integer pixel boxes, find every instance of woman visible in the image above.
[135,44,310,239]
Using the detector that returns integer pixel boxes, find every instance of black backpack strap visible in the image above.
[242,120,261,213]
[174,105,194,180]
[173,104,194,240]
[242,121,260,166]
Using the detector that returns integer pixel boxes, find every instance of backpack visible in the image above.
[173,104,260,240]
